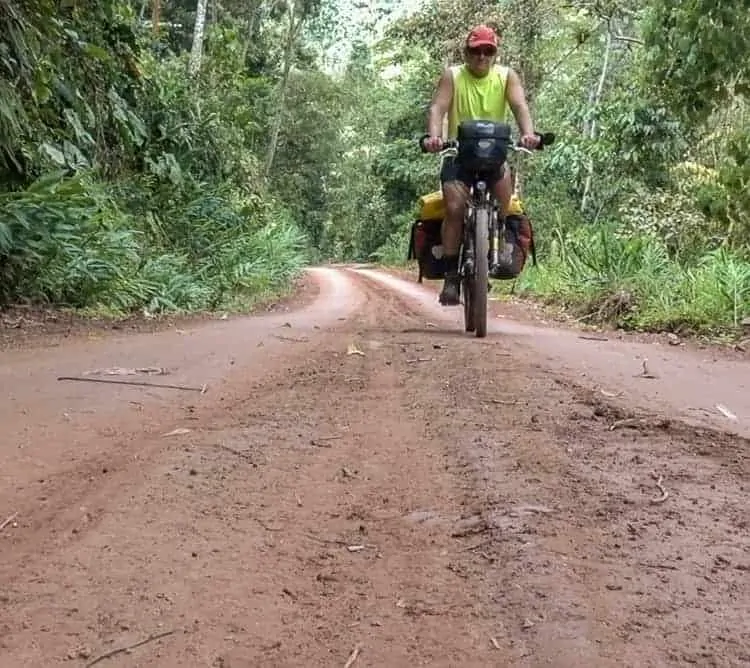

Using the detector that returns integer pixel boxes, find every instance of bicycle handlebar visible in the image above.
[417,130,556,155]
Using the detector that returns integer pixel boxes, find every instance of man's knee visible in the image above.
[496,162,510,186]
[493,164,511,198]
[443,181,468,220]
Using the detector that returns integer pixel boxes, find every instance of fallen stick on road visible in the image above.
[344,643,362,668]
[85,629,177,667]
[83,366,168,377]
[0,512,18,532]
[715,403,738,421]
[253,517,283,532]
[609,417,643,431]
[635,358,658,379]
[304,531,350,547]
[650,472,669,504]
[461,539,493,552]
[58,376,207,393]
[273,334,309,343]
[310,435,342,447]
[638,561,678,571]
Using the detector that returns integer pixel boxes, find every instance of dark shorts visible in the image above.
[439,157,506,188]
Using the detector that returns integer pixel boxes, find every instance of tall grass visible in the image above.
[515,224,750,334]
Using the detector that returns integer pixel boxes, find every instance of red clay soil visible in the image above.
[0,266,748,667]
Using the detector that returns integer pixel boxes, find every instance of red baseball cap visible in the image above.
[467,25,498,49]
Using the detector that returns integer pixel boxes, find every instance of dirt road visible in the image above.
[1,266,748,668]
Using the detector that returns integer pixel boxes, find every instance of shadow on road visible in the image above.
[400,326,504,341]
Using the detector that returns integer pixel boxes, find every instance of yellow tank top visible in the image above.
[447,64,509,140]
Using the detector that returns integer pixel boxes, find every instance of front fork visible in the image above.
[460,206,475,277]
[489,207,502,271]
[461,187,504,278]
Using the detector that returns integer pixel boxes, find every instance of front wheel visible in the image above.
[472,206,490,338]
[462,276,475,332]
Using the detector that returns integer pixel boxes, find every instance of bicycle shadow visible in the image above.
[400,327,500,340]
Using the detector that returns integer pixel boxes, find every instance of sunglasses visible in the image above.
[468,47,497,58]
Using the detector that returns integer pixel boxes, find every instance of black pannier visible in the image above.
[408,219,445,282]
[456,120,512,173]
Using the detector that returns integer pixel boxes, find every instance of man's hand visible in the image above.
[423,135,444,153]
[519,133,540,150]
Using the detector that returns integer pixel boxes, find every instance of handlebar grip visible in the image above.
[536,131,555,149]
[418,135,459,153]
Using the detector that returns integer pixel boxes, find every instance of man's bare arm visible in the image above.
[505,68,534,136]
[427,68,454,137]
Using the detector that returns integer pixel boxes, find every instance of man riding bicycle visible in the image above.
[423,24,540,306]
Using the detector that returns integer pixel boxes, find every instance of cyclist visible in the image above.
[423,24,539,305]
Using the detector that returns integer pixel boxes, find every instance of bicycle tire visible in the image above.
[472,206,489,338]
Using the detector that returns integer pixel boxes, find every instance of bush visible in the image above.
[0,171,307,314]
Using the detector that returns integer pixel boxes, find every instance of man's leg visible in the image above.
[492,161,512,220]
[439,159,469,305]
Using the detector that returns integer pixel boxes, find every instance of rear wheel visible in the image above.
[472,206,490,338]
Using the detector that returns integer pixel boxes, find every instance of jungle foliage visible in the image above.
[2,0,748,333]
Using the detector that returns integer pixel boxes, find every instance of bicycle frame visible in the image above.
[459,176,492,279]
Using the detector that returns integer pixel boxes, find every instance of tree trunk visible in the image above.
[247,0,263,37]
[250,0,284,35]
[151,0,161,34]
[263,2,301,178]
[580,29,613,215]
[188,0,210,76]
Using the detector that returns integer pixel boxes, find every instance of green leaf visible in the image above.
[40,143,66,166]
